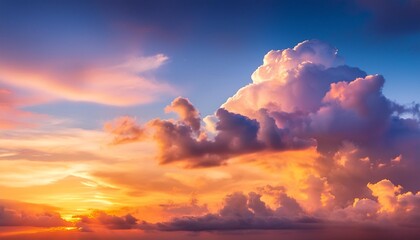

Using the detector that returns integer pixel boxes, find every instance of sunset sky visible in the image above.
[1,0,420,239]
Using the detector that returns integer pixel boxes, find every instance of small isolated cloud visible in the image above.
[104,116,145,144]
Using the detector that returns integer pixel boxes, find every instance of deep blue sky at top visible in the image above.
[0,0,419,128]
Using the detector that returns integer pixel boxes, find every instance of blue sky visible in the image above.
[0,0,419,128]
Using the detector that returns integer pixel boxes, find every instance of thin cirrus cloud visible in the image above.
[0,53,176,107]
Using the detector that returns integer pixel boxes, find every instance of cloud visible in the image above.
[143,179,420,231]
[131,109,239,165]
[309,74,393,153]
[104,40,420,228]
[330,179,420,226]
[159,195,209,217]
[367,179,402,213]
[75,211,138,230]
[0,88,46,129]
[223,40,365,116]
[107,98,314,167]
[104,116,145,144]
[148,191,321,231]
[217,40,420,196]
[251,40,344,84]
[165,97,201,133]
[0,199,69,227]
[105,42,420,211]
[0,54,175,106]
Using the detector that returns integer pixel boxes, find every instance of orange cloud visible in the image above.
[0,199,69,227]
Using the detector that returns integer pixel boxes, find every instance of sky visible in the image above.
[0,0,419,239]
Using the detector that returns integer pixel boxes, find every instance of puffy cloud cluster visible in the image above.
[106,98,313,167]
[0,199,69,227]
[251,40,343,83]
[150,191,319,231]
[148,107,264,167]
[331,179,420,226]
[224,40,365,115]
[146,179,420,231]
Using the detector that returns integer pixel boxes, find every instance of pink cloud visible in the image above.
[0,88,46,129]
[0,54,176,106]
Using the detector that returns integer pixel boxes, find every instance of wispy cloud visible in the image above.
[0,54,176,106]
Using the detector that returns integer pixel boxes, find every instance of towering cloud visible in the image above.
[107,40,419,170]
[106,40,420,229]
[223,40,365,116]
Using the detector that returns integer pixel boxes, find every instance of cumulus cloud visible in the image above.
[223,40,365,115]
[108,40,419,176]
[218,40,420,196]
[251,40,344,84]
[106,98,315,167]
